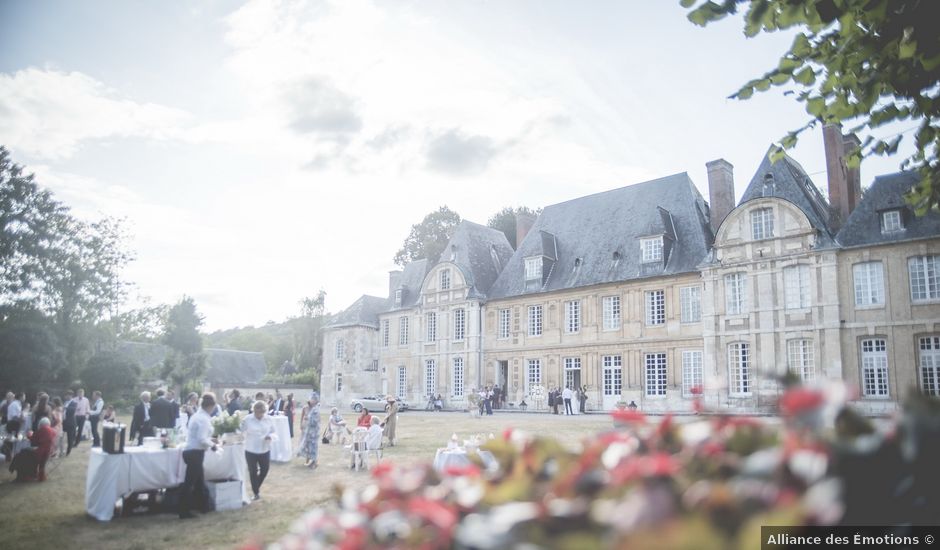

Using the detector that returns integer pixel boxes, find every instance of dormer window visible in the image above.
[640,236,663,263]
[751,208,774,240]
[439,268,451,290]
[524,257,542,281]
[394,288,402,306]
[882,210,903,233]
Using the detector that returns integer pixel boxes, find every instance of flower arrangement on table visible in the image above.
[254,382,939,550]
[212,411,243,440]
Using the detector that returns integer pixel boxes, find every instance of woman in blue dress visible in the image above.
[298,392,320,468]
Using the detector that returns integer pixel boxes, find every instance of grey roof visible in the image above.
[385,258,430,311]
[326,294,387,330]
[738,151,837,247]
[439,220,514,299]
[837,171,940,247]
[115,341,268,385]
[487,172,712,299]
[117,341,169,371]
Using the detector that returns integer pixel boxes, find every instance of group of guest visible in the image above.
[547,385,589,415]
[223,389,295,437]
[129,389,182,445]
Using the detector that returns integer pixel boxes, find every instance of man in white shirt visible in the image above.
[240,400,277,500]
[562,386,574,415]
[6,392,22,434]
[179,393,218,519]
[73,388,90,447]
[89,391,104,447]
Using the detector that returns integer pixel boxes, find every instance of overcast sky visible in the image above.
[0,0,916,331]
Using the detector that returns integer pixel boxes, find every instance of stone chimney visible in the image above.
[514,211,536,250]
[706,159,735,235]
[388,270,402,298]
[823,124,862,229]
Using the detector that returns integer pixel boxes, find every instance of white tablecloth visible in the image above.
[433,447,498,473]
[270,415,292,463]
[85,443,249,521]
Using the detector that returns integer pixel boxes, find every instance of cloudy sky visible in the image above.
[0,0,915,331]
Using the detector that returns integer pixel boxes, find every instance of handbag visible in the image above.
[321,426,330,445]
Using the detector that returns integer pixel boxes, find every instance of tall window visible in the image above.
[645,353,667,396]
[565,300,581,333]
[602,296,621,330]
[882,210,903,232]
[439,268,451,290]
[498,309,511,339]
[525,257,542,281]
[335,339,345,359]
[526,359,541,390]
[452,357,465,397]
[528,305,543,336]
[426,312,437,342]
[641,236,663,262]
[382,320,390,348]
[728,342,750,396]
[725,273,747,315]
[788,339,815,383]
[602,355,623,396]
[335,374,343,393]
[646,290,665,326]
[751,208,774,240]
[680,286,701,323]
[784,265,812,309]
[398,316,409,346]
[394,288,402,306]
[453,308,466,341]
[854,262,885,306]
[397,366,407,399]
[681,350,703,397]
[564,357,581,389]
[909,255,940,301]
[919,336,940,396]
[861,338,889,397]
[425,359,436,398]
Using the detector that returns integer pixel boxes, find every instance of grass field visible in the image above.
[0,410,618,549]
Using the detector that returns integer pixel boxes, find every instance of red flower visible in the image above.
[611,409,646,425]
[442,464,481,477]
[502,427,514,441]
[371,460,394,479]
[407,497,459,536]
[644,452,680,477]
[690,385,703,396]
[779,388,825,417]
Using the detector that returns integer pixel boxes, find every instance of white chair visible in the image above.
[347,428,369,471]
[329,422,348,445]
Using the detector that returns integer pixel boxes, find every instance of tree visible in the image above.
[0,308,64,391]
[111,302,170,343]
[80,350,141,400]
[486,206,541,249]
[393,206,462,266]
[161,296,206,390]
[683,0,940,212]
[292,291,327,390]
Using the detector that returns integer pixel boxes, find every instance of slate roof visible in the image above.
[386,258,431,311]
[837,171,940,247]
[439,221,514,299]
[737,151,837,247]
[115,341,268,385]
[487,173,712,299]
[325,294,387,329]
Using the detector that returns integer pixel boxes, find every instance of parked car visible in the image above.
[350,396,410,413]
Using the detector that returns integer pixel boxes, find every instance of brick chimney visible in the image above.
[706,159,735,235]
[388,270,402,298]
[514,211,536,250]
[823,124,862,229]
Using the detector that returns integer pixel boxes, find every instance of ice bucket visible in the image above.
[102,423,126,454]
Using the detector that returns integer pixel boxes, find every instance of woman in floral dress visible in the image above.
[297,392,320,468]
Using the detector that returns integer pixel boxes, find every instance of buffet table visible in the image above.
[85,444,249,521]
[270,415,292,463]
[433,447,498,473]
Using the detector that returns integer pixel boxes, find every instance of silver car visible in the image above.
[350,395,410,413]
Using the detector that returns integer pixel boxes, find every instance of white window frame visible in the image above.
[394,288,402,306]
[919,336,940,397]
[565,300,581,333]
[524,257,542,281]
[424,359,437,398]
[426,312,437,342]
[526,359,541,391]
[909,255,940,302]
[680,286,701,323]
[453,308,466,341]
[645,290,665,326]
[528,305,542,336]
[381,319,390,348]
[640,236,663,263]
[751,207,774,240]
[564,357,582,390]
[398,316,409,346]
[681,350,703,397]
[602,296,621,331]
[439,268,451,290]
[452,357,465,397]
[644,353,667,397]
[602,355,623,396]
[725,272,748,315]
[787,339,815,383]
[854,261,885,307]
[335,373,343,393]
[335,339,345,359]
[728,342,751,397]
[861,338,889,397]
[784,265,812,309]
[397,366,407,399]
[882,210,903,232]
[498,308,511,339]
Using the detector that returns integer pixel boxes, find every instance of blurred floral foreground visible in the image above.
[253,384,939,550]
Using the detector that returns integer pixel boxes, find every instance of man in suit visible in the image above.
[269,391,284,415]
[149,389,175,430]
[63,390,78,455]
[130,391,153,445]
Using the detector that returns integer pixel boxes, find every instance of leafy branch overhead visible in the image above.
[683,0,940,213]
